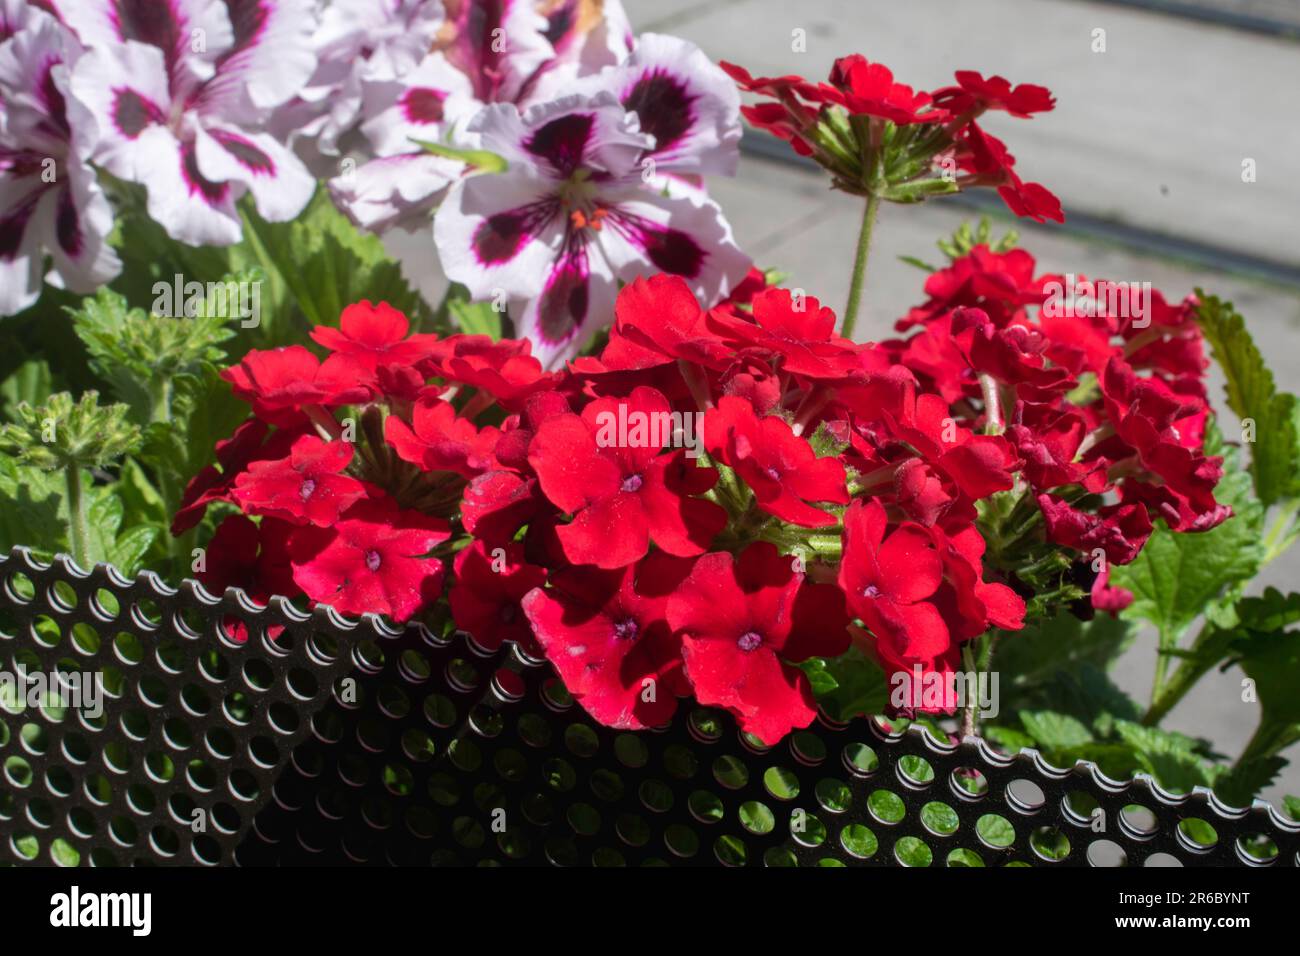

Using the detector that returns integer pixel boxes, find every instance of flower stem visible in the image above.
[959,644,979,739]
[64,464,91,570]
[840,192,881,340]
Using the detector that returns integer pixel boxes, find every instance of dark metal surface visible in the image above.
[2,547,1297,867]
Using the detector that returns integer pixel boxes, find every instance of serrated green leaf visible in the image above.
[807,646,889,722]
[234,188,427,343]
[1019,710,1093,750]
[106,524,158,576]
[809,421,849,459]
[1113,720,1221,794]
[1196,293,1300,506]
[1213,757,1284,809]
[0,455,66,554]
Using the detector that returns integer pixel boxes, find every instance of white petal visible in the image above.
[195,0,319,118]
[597,177,751,307]
[329,151,463,233]
[358,52,477,157]
[512,231,617,370]
[57,0,234,83]
[194,123,314,223]
[70,40,174,180]
[433,169,562,301]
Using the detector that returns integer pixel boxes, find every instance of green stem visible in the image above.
[64,465,91,570]
[840,192,881,340]
[959,644,979,739]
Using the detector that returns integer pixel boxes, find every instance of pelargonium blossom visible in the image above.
[434,86,750,367]
[0,3,120,315]
[326,0,631,231]
[65,0,319,245]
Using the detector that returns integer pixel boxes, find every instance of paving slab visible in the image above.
[626,0,1300,268]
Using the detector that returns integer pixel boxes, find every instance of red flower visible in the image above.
[818,56,941,124]
[933,71,1055,118]
[310,300,438,373]
[522,552,693,730]
[449,540,547,653]
[725,287,859,380]
[385,396,500,477]
[611,274,734,370]
[1007,401,1106,493]
[840,499,949,664]
[929,523,1026,640]
[1038,494,1153,566]
[998,177,1064,225]
[704,395,848,528]
[528,386,726,568]
[460,470,542,543]
[289,496,449,621]
[893,392,1019,501]
[199,514,297,605]
[428,335,557,409]
[668,543,849,744]
[172,420,307,534]
[232,434,367,527]
[198,515,297,643]
[222,346,372,425]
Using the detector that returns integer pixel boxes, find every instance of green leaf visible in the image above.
[806,646,889,722]
[1283,795,1300,822]
[0,391,141,471]
[1112,420,1264,643]
[411,137,508,173]
[444,284,504,339]
[983,725,1036,753]
[234,188,427,343]
[137,366,250,497]
[1195,293,1300,506]
[994,611,1134,707]
[897,255,937,273]
[1213,758,1284,809]
[0,456,67,555]
[106,524,158,576]
[69,286,233,424]
[1,358,52,419]
[1236,587,1300,633]
[1113,721,1221,794]
[1019,710,1093,750]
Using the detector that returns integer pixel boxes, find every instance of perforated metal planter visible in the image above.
[2,547,1297,867]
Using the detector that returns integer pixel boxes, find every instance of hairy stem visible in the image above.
[64,465,91,570]
[840,192,881,340]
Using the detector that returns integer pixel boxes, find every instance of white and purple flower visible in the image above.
[327,0,634,234]
[0,1,120,316]
[272,0,447,171]
[64,0,319,246]
[433,79,750,367]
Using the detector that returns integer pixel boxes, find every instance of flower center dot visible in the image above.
[365,550,382,572]
[764,466,781,482]
[613,618,639,641]
[299,478,317,501]
[737,631,762,652]
[621,474,644,493]
[863,584,881,599]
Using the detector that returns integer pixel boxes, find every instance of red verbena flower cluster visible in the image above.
[721,56,1063,223]
[186,254,1224,743]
